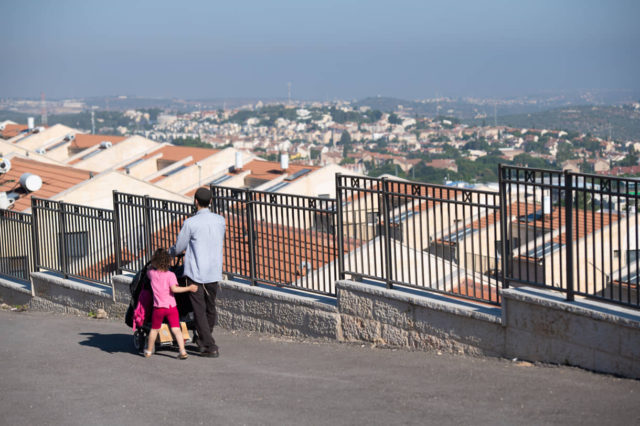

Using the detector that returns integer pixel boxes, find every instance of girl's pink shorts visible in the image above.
[151,306,180,330]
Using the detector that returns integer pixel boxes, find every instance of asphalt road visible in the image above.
[1,309,638,426]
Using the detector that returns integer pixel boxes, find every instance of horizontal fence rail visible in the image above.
[31,197,116,286]
[499,165,639,308]
[336,174,502,305]
[211,186,339,296]
[0,209,34,283]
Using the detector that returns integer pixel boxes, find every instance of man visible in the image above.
[170,187,225,357]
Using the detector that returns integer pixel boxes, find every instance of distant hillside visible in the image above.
[468,105,640,141]
[0,110,32,123]
[356,90,640,121]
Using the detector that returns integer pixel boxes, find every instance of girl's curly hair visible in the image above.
[150,248,171,272]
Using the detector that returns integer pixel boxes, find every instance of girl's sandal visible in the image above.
[144,350,153,358]
[178,352,188,360]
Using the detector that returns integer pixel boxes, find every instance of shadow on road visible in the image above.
[79,332,136,354]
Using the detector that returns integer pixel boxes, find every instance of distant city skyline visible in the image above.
[2,0,639,100]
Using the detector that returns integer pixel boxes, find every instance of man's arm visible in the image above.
[169,221,190,256]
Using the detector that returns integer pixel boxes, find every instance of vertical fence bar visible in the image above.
[112,191,123,275]
[381,177,393,289]
[498,165,509,289]
[335,174,345,280]
[58,201,68,279]
[564,170,575,302]
[31,199,40,275]
[246,191,257,286]
[142,195,152,264]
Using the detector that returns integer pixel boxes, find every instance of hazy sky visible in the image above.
[2,0,639,100]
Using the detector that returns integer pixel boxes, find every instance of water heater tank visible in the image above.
[20,173,43,192]
[280,153,289,170]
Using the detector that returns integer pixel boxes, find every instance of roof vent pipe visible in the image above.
[235,151,243,170]
[20,173,43,192]
[543,195,552,215]
[280,153,289,171]
[27,117,35,130]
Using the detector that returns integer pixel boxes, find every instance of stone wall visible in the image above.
[28,273,128,318]
[502,287,640,378]
[218,281,339,340]
[337,280,505,356]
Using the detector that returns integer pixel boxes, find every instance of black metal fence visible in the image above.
[210,186,339,295]
[114,188,339,296]
[31,197,117,286]
[113,192,194,274]
[0,209,34,283]
[499,165,639,308]
[336,175,503,305]
[1,165,638,309]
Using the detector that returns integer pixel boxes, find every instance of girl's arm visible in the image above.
[170,284,198,294]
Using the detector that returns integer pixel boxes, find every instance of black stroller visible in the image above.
[125,256,197,352]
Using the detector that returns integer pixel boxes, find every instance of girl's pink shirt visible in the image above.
[147,269,178,308]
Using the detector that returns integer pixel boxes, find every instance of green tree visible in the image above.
[388,113,402,125]
[616,150,638,167]
[339,131,352,157]
[172,137,211,148]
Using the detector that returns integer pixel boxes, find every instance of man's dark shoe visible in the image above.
[202,349,219,358]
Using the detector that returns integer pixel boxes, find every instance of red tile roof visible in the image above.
[120,145,221,179]
[0,157,92,212]
[1,124,29,139]
[70,134,127,150]
[241,160,319,182]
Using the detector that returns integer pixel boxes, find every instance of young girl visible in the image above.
[144,248,198,359]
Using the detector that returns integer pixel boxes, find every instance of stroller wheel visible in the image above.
[133,328,147,352]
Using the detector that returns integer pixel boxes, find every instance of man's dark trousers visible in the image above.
[188,278,219,352]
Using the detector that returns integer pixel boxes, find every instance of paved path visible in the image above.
[1,309,638,426]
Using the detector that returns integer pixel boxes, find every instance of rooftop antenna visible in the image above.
[288,82,292,105]
[40,92,48,126]
[91,110,96,134]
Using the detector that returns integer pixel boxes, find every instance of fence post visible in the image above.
[564,170,575,302]
[498,164,509,289]
[246,190,257,286]
[335,174,345,280]
[30,198,40,276]
[381,177,393,289]
[112,191,123,275]
[142,195,153,264]
[58,201,68,279]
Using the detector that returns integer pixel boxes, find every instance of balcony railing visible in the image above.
[0,165,637,309]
